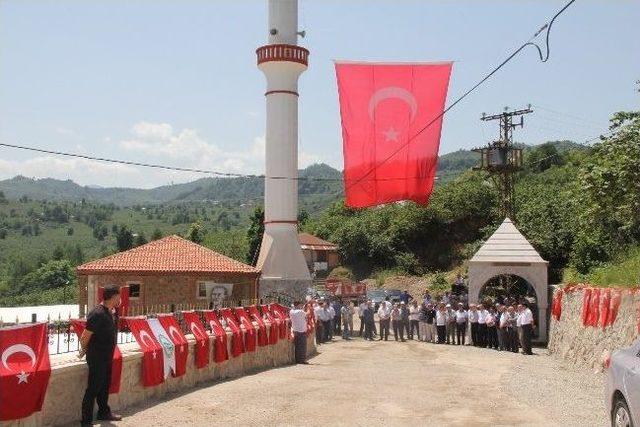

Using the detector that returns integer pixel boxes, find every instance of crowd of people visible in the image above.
[309,289,536,355]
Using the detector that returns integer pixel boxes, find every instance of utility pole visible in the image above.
[473,105,533,220]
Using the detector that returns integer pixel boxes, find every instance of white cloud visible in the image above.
[0,122,327,188]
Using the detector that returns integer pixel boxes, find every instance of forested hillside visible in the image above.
[0,105,637,307]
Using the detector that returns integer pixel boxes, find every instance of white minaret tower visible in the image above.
[256,0,312,299]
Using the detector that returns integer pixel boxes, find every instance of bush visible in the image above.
[327,266,354,281]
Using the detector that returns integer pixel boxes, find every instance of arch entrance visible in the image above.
[468,219,549,342]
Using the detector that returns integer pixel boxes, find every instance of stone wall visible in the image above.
[2,325,315,427]
[548,287,639,369]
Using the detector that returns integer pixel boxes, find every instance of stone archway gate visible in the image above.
[468,218,549,342]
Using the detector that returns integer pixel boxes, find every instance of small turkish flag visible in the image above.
[220,308,245,357]
[157,314,188,377]
[234,308,258,352]
[260,305,280,345]
[181,311,210,368]
[0,323,51,421]
[201,311,229,363]
[127,318,164,387]
[71,319,122,393]
[247,305,269,347]
[336,61,453,208]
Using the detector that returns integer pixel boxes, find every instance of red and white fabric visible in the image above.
[126,318,165,387]
[181,311,210,368]
[0,323,51,421]
[246,305,269,347]
[201,311,229,363]
[260,304,280,345]
[156,314,188,377]
[234,307,258,352]
[219,308,245,357]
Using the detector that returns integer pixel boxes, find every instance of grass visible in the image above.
[563,246,640,287]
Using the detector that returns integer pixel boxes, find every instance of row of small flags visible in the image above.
[0,303,298,421]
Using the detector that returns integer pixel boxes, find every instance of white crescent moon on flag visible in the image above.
[189,322,203,337]
[139,330,156,349]
[1,344,37,371]
[168,326,183,343]
[368,86,418,122]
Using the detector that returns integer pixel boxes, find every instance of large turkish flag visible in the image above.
[201,311,229,363]
[0,323,51,421]
[336,62,452,208]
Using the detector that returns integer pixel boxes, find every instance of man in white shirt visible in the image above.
[358,300,367,337]
[328,303,336,341]
[290,301,309,364]
[477,304,488,348]
[468,304,479,346]
[455,303,468,345]
[377,302,392,341]
[519,303,535,355]
[313,302,324,344]
[435,304,448,344]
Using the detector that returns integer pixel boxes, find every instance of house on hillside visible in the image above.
[298,233,340,277]
[77,235,259,316]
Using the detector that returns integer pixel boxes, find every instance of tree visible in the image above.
[67,227,74,236]
[0,228,6,239]
[134,232,148,247]
[116,225,134,252]
[52,246,65,261]
[21,260,75,292]
[0,190,6,204]
[525,143,563,172]
[151,228,163,241]
[246,207,264,264]
[185,222,205,244]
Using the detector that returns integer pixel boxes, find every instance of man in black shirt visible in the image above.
[80,285,122,426]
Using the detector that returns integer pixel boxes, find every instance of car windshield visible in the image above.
[367,290,386,298]
[386,290,402,296]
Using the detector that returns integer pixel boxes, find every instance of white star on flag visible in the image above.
[16,370,30,384]
[152,350,157,359]
[383,127,399,142]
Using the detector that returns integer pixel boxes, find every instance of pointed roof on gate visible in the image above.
[470,218,547,264]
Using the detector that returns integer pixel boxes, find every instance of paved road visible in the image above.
[115,338,606,426]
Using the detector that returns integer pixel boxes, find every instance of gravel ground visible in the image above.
[106,337,606,427]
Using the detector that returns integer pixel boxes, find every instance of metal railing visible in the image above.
[1,296,291,355]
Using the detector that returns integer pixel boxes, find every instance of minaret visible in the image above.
[255,0,311,299]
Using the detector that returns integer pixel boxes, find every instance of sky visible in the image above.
[0,0,638,188]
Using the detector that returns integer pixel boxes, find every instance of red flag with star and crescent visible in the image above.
[335,61,452,208]
[156,314,188,377]
[181,311,210,368]
[126,318,164,387]
[0,322,51,421]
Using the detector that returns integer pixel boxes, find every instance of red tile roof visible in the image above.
[77,235,259,275]
[298,233,338,251]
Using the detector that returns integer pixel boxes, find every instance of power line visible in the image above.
[343,0,577,194]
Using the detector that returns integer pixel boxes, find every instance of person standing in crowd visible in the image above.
[504,306,519,352]
[328,301,336,340]
[455,303,468,345]
[399,302,409,342]
[519,303,535,355]
[468,304,479,346]
[486,307,498,349]
[340,302,352,340]
[348,301,356,337]
[290,301,309,364]
[362,300,375,341]
[423,291,432,306]
[418,302,429,341]
[516,304,524,351]
[332,299,342,336]
[477,304,488,348]
[358,299,367,337]
[445,304,456,345]
[400,290,413,305]
[80,285,123,426]
[314,301,325,344]
[408,300,420,340]
[377,299,391,341]
[496,305,506,351]
[390,303,401,341]
[426,303,436,343]
[435,303,447,344]
[321,302,332,342]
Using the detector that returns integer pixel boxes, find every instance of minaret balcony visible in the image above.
[256,44,309,66]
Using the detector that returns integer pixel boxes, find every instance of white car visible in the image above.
[605,338,640,427]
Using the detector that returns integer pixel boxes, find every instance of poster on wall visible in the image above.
[202,283,234,309]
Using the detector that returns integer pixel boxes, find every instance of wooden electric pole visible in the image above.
[473,105,533,220]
